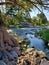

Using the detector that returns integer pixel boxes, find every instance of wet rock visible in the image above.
[0,61,6,65]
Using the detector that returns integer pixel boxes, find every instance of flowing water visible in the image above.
[9,28,49,59]
[26,34,44,50]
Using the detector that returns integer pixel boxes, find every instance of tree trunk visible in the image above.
[0,26,19,48]
[0,10,22,65]
[0,26,21,65]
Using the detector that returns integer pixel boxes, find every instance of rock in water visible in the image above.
[0,61,6,65]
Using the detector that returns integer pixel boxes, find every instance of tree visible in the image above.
[6,6,32,26]
[32,12,48,26]
[0,0,49,13]
[0,0,49,65]
[0,0,49,46]
[0,0,49,26]
[32,17,37,26]
[37,13,48,24]
[0,0,49,52]
[37,18,42,25]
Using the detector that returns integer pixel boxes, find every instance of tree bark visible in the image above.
[0,26,18,47]
[0,26,20,65]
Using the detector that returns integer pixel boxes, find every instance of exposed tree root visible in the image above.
[0,26,21,65]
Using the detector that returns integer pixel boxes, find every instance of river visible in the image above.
[8,27,49,59]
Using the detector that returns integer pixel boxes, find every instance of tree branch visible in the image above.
[27,0,43,13]
[0,1,14,5]
[0,0,49,12]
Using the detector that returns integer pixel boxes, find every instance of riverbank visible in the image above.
[7,28,49,58]
[0,47,49,65]
[17,47,49,65]
[5,28,49,65]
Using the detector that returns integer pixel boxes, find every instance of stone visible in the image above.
[17,48,49,65]
[35,57,41,64]
[10,50,18,57]
[22,59,31,65]
[0,52,2,60]
[11,47,21,56]
[22,61,27,65]
[11,61,16,65]
[0,61,6,65]
[37,51,46,58]
[25,48,34,54]
[10,50,18,61]
[40,59,49,65]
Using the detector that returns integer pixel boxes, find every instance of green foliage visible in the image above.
[37,13,48,24]
[5,5,32,27]
[36,29,49,48]
[31,13,48,26]
[37,29,49,41]
[0,0,49,27]
[19,39,30,52]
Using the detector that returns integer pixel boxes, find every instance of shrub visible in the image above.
[36,29,49,48]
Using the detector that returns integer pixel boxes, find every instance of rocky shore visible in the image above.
[0,29,49,65]
[17,48,49,65]
[0,47,49,65]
